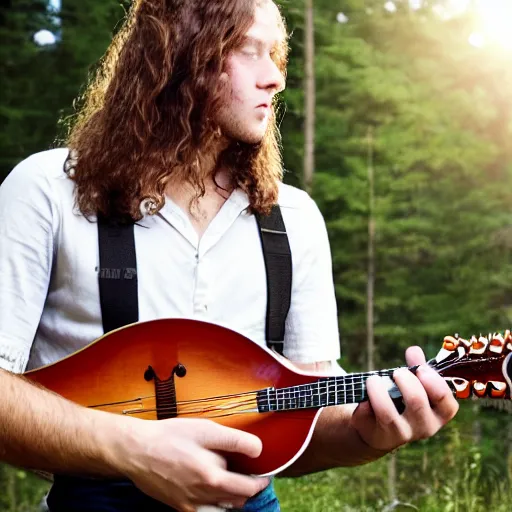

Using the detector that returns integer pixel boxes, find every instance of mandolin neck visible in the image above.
[258,346,512,412]
[256,368,405,412]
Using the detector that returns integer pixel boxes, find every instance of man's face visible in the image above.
[214,1,286,145]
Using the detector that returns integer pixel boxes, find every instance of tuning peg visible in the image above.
[504,330,512,352]
[446,377,471,399]
[489,333,505,354]
[489,381,508,398]
[473,381,487,397]
[469,335,488,355]
[457,336,472,352]
[442,336,459,351]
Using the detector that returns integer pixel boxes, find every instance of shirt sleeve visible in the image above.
[0,155,56,373]
[282,194,341,364]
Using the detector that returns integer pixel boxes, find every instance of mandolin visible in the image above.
[24,319,512,476]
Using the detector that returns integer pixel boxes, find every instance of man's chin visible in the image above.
[233,130,266,146]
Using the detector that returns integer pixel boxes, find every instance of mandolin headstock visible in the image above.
[428,331,512,400]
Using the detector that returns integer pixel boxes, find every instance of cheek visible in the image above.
[217,71,240,105]
[224,60,253,103]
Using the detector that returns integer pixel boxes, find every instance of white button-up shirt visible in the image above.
[0,148,340,373]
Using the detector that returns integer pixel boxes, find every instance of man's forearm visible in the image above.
[280,405,388,477]
[0,369,126,476]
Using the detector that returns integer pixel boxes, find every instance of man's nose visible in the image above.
[258,56,285,94]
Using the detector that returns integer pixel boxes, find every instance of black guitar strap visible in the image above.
[97,206,292,355]
[97,216,139,332]
[255,206,292,356]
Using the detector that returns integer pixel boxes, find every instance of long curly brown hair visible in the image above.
[64,0,289,221]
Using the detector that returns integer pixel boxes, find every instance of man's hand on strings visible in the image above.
[112,418,269,512]
[351,346,459,453]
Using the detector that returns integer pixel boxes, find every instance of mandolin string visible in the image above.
[133,376,393,415]
[122,397,259,416]
[89,390,263,409]
[169,390,261,404]
[125,383,373,416]
[114,367,479,417]
[92,363,483,414]
[127,376,393,413]
[90,351,510,412]
[96,371,401,413]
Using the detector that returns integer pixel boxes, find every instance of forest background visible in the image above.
[1,0,512,510]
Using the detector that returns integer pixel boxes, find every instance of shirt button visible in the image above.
[204,304,208,311]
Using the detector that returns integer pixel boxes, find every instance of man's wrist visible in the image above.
[94,412,139,479]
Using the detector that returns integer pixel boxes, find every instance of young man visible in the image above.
[0,0,458,511]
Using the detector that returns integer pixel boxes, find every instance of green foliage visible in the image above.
[277,0,512,368]
[275,404,512,511]
[2,0,512,509]
[0,0,56,176]
[0,0,125,179]
[0,465,50,511]
[3,405,512,511]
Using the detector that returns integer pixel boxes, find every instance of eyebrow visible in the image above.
[242,33,285,48]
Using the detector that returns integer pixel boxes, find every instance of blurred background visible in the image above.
[2,0,512,510]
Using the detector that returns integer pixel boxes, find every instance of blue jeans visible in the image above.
[46,475,280,512]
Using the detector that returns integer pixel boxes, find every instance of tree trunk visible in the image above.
[366,125,375,372]
[303,0,315,193]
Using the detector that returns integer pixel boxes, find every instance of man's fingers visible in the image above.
[212,471,270,502]
[198,422,264,459]
[394,368,430,416]
[203,448,228,470]
[415,365,459,422]
[365,375,402,427]
[405,346,427,367]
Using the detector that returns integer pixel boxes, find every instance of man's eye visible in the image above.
[242,47,259,58]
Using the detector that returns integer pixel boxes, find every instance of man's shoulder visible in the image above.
[1,148,72,211]
[276,182,326,235]
[10,147,70,182]
[277,182,313,210]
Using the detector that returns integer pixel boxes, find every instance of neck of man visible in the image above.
[165,135,234,219]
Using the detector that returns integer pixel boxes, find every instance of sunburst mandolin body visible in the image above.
[25,319,512,476]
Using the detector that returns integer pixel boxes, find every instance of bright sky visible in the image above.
[37,0,512,51]
[471,0,512,49]
[385,0,512,50]
[34,0,61,46]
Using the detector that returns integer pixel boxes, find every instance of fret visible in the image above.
[357,374,363,402]
[288,389,295,410]
[305,384,313,408]
[257,366,402,414]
